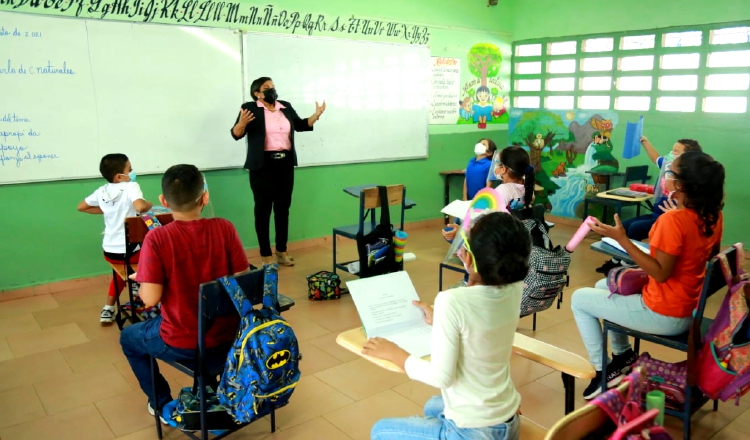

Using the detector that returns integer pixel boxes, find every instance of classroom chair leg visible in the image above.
[332,232,338,275]
[713,399,719,411]
[150,357,163,440]
[271,408,276,433]
[532,313,537,332]
[634,337,640,354]
[561,373,575,414]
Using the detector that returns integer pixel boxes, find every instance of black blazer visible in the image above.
[230,100,313,171]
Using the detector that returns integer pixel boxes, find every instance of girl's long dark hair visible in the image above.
[674,152,725,237]
[500,146,535,206]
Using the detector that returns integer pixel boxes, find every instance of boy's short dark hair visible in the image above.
[162,164,204,212]
[99,154,129,183]
[468,212,531,286]
[677,139,702,153]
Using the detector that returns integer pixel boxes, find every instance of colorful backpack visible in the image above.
[634,352,687,411]
[607,267,649,296]
[306,271,342,301]
[589,369,673,440]
[217,264,301,424]
[519,218,571,317]
[697,243,750,403]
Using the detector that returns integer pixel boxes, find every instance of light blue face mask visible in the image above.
[128,171,137,182]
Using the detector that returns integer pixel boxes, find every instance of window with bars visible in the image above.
[512,22,750,114]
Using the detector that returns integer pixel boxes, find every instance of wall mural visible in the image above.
[508,108,620,218]
[457,42,509,128]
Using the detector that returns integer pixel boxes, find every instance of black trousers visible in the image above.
[249,152,295,257]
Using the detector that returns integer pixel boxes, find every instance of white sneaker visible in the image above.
[100,307,115,323]
[147,402,168,425]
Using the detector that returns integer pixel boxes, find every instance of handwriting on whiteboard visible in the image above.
[0,26,42,37]
[0,60,75,75]
[0,113,58,168]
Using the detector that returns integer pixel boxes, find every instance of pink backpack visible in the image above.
[696,243,750,404]
[607,267,650,296]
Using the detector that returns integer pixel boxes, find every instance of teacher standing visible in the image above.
[231,76,326,266]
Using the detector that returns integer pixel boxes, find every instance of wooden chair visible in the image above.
[332,184,406,278]
[601,246,739,440]
[114,213,174,329]
[151,267,296,440]
[582,165,651,223]
[545,368,646,439]
[521,416,548,439]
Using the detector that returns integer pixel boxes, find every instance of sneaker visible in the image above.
[147,402,169,425]
[100,307,115,324]
[582,365,625,400]
[595,259,622,274]
[611,349,639,375]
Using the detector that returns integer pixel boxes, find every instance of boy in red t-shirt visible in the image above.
[120,164,249,419]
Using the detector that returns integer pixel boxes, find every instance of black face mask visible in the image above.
[262,88,278,104]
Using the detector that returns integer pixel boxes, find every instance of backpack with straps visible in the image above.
[517,214,571,317]
[355,186,402,278]
[696,243,750,403]
[217,264,301,424]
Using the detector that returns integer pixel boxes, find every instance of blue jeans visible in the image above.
[371,395,519,440]
[571,279,692,370]
[621,214,656,241]
[120,316,196,408]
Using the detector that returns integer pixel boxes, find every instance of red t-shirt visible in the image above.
[642,209,723,318]
[136,218,249,349]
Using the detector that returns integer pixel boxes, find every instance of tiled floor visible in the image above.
[0,223,748,440]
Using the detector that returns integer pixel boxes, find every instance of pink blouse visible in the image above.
[258,101,292,152]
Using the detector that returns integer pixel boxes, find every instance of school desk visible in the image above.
[585,170,624,191]
[439,169,465,225]
[583,187,652,225]
[590,240,650,265]
[343,184,417,209]
[336,327,595,414]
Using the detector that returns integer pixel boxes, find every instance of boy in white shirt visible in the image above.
[365,212,531,440]
[78,154,152,323]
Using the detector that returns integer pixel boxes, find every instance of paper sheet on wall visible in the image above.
[623,116,644,159]
[430,57,461,124]
[347,272,432,358]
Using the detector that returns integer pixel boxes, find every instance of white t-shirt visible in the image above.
[496,182,526,211]
[84,182,144,254]
[404,283,523,428]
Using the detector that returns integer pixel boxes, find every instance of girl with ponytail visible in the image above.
[494,146,536,210]
[571,151,725,400]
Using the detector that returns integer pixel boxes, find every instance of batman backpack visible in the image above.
[217,264,301,424]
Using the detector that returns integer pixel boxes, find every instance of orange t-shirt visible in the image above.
[642,209,723,318]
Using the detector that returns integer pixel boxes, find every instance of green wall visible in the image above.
[510,0,750,248]
[0,0,512,290]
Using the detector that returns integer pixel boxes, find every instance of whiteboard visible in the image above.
[0,12,244,184]
[242,33,430,167]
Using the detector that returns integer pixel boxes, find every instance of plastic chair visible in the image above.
[601,246,739,440]
[583,165,651,223]
[332,185,406,277]
[151,267,296,440]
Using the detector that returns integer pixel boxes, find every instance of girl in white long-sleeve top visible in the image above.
[364,212,532,440]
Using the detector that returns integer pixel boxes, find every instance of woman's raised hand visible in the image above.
[239,108,255,126]
[315,101,326,117]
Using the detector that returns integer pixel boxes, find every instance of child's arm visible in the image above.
[591,214,677,283]
[77,200,103,214]
[133,199,153,213]
[139,283,163,307]
[640,136,661,165]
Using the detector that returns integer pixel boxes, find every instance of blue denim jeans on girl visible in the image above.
[571,279,692,370]
[371,395,519,440]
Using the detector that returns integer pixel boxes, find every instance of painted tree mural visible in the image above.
[510,111,569,170]
[467,43,502,87]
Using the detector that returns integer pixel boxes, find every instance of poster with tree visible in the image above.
[456,41,511,128]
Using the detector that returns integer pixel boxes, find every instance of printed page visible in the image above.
[441,199,471,220]
[347,272,432,356]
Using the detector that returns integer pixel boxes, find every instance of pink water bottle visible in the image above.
[566,216,596,252]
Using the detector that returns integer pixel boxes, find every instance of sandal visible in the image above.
[260,256,276,266]
[276,252,295,266]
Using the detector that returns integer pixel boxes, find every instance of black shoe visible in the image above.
[612,349,639,375]
[595,259,622,274]
[582,365,625,400]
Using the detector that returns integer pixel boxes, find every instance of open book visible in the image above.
[602,237,650,255]
[346,271,432,358]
